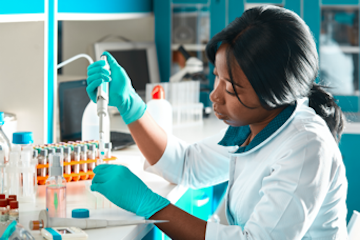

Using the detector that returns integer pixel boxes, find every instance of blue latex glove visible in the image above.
[91,164,170,219]
[86,51,146,124]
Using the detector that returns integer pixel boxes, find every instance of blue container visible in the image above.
[12,132,34,144]
[72,209,90,218]
[0,112,4,125]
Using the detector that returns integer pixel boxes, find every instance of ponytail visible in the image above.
[308,84,345,143]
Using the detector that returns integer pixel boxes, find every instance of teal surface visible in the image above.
[338,134,360,222]
[173,0,209,4]
[246,0,283,3]
[47,0,55,143]
[0,0,44,14]
[154,0,171,82]
[303,0,320,53]
[284,0,301,17]
[322,0,359,5]
[228,0,245,24]
[58,0,152,13]
[334,96,359,112]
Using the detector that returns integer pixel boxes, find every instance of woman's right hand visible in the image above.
[86,51,146,124]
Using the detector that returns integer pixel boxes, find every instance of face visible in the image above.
[210,44,284,128]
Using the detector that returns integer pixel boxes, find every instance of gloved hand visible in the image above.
[91,164,170,219]
[86,51,146,124]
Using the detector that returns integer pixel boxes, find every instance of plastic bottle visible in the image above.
[80,145,88,173]
[38,149,48,177]
[0,112,11,163]
[147,85,173,134]
[87,144,96,170]
[8,201,19,222]
[81,101,110,142]
[12,132,33,151]
[19,151,35,202]
[104,142,112,159]
[46,153,66,218]
[63,147,72,175]
[73,146,81,174]
[7,152,20,196]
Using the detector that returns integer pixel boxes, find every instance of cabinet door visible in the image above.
[0,0,44,14]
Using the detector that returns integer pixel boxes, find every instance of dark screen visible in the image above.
[108,49,150,91]
[59,80,89,141]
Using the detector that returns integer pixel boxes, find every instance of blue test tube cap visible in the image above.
[12,132,34,144]
[72,208,90,218]
[0,112,4,125]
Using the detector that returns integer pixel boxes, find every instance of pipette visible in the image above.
[97,55,110,165]
[30,210,169,230]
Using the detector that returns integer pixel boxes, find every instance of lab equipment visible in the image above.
[12,132,33,150]
[63,147,72,175]
[0,112,11,163]
[96,55,110,165]
[87,145,96,170]
[71,209,89,219]
[86,52,147,125]
[104,143,112,159]
[80,145,88,173]
[38,149,48,177]
[46,153,66,218]
[30,209,168,230]
[0,199,8,222]
[8,201,19,222]
[91,164,170,219]
[0,220,35,240]
[0,147,5,194]
[72,146,81,174]
[19,150,36,202]
[146,81,203,127]
[41,227,88,240]
[7,151,20,195]
[147,85,173,134]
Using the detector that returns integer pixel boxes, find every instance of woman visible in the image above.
[86,5,348,239]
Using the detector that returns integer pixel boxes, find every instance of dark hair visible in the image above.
[205,5,344,143]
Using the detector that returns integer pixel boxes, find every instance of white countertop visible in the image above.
[19,113,227,240]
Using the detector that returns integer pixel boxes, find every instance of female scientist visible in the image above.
[86,5,348,240]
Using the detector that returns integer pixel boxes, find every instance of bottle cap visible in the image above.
[8,195,17,201]
[105,142,112,149]
[74,146,81,153]
[64,147,71,154]
[81,145,87,152]
[9,201,18,209]
[0,194,5,200]
[56,147,64,154]
[0,199,7,207]
[40,149,48,157]
[49,153,63,177]
[29,220,43,230]
[151,85,165,99]
[0,112,3,125]
[33,150,38,158]
[12,132,34,144]
[88,145,96,151]
[72,208,90,218]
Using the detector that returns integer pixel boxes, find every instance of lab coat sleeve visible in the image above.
[144,129,231,189]
[205,130,347,240]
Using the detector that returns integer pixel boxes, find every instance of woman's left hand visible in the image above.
[91,164,170,219]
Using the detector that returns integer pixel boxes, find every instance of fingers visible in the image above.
[102,51,119,67]
[92,173,108,184]
[86,79,103,103]
[87,60,106,70]
[93,164,115,174]
[90,182,104,193]
[88,65,110,77]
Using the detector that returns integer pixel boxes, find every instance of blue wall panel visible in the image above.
[58,0,152,13]
[173,0,209,4]
[335,96,360,112]
[246,0,283,3]
[322,0,359,5]
[228,0,245,24]
[154,0,171,82]
[338,133,360,222]
[303,0,320,52]
[284,0,301,17]
[0,0,44,14]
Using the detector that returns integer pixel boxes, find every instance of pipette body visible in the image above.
[97,55,110,165]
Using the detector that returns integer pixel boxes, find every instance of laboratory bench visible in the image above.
[17,113,227,240]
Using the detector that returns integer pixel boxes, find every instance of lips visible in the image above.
[214,111,227,120]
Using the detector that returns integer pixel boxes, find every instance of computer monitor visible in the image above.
[94,42,160,97]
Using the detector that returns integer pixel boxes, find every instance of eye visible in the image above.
[225,89,236,96]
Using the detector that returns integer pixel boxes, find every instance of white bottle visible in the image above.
[81,101,110,142]
[147,85,173,134]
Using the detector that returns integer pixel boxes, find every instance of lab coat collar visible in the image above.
[218,99,306,155]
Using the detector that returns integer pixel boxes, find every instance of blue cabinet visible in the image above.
[0,0,44,14]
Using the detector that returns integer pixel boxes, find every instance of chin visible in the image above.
[223,119,244,127]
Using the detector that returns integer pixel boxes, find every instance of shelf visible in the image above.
[320,45,359,54]
[172,43,207,51]
[57,12,152,21]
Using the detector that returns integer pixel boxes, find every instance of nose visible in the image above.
[210,78,225,104]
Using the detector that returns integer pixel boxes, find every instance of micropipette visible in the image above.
[97,55,110,165]
[30,210,169,230]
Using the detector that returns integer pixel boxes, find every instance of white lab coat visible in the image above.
[145,98,348,240]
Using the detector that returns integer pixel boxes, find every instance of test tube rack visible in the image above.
[36,156,117,185]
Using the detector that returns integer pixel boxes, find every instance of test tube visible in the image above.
[80,145,88,173]
[87,144,96,171]
[38,149,48,177]
[63,147,71,175]
[105,142,112,159]
[73,146,81,174]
